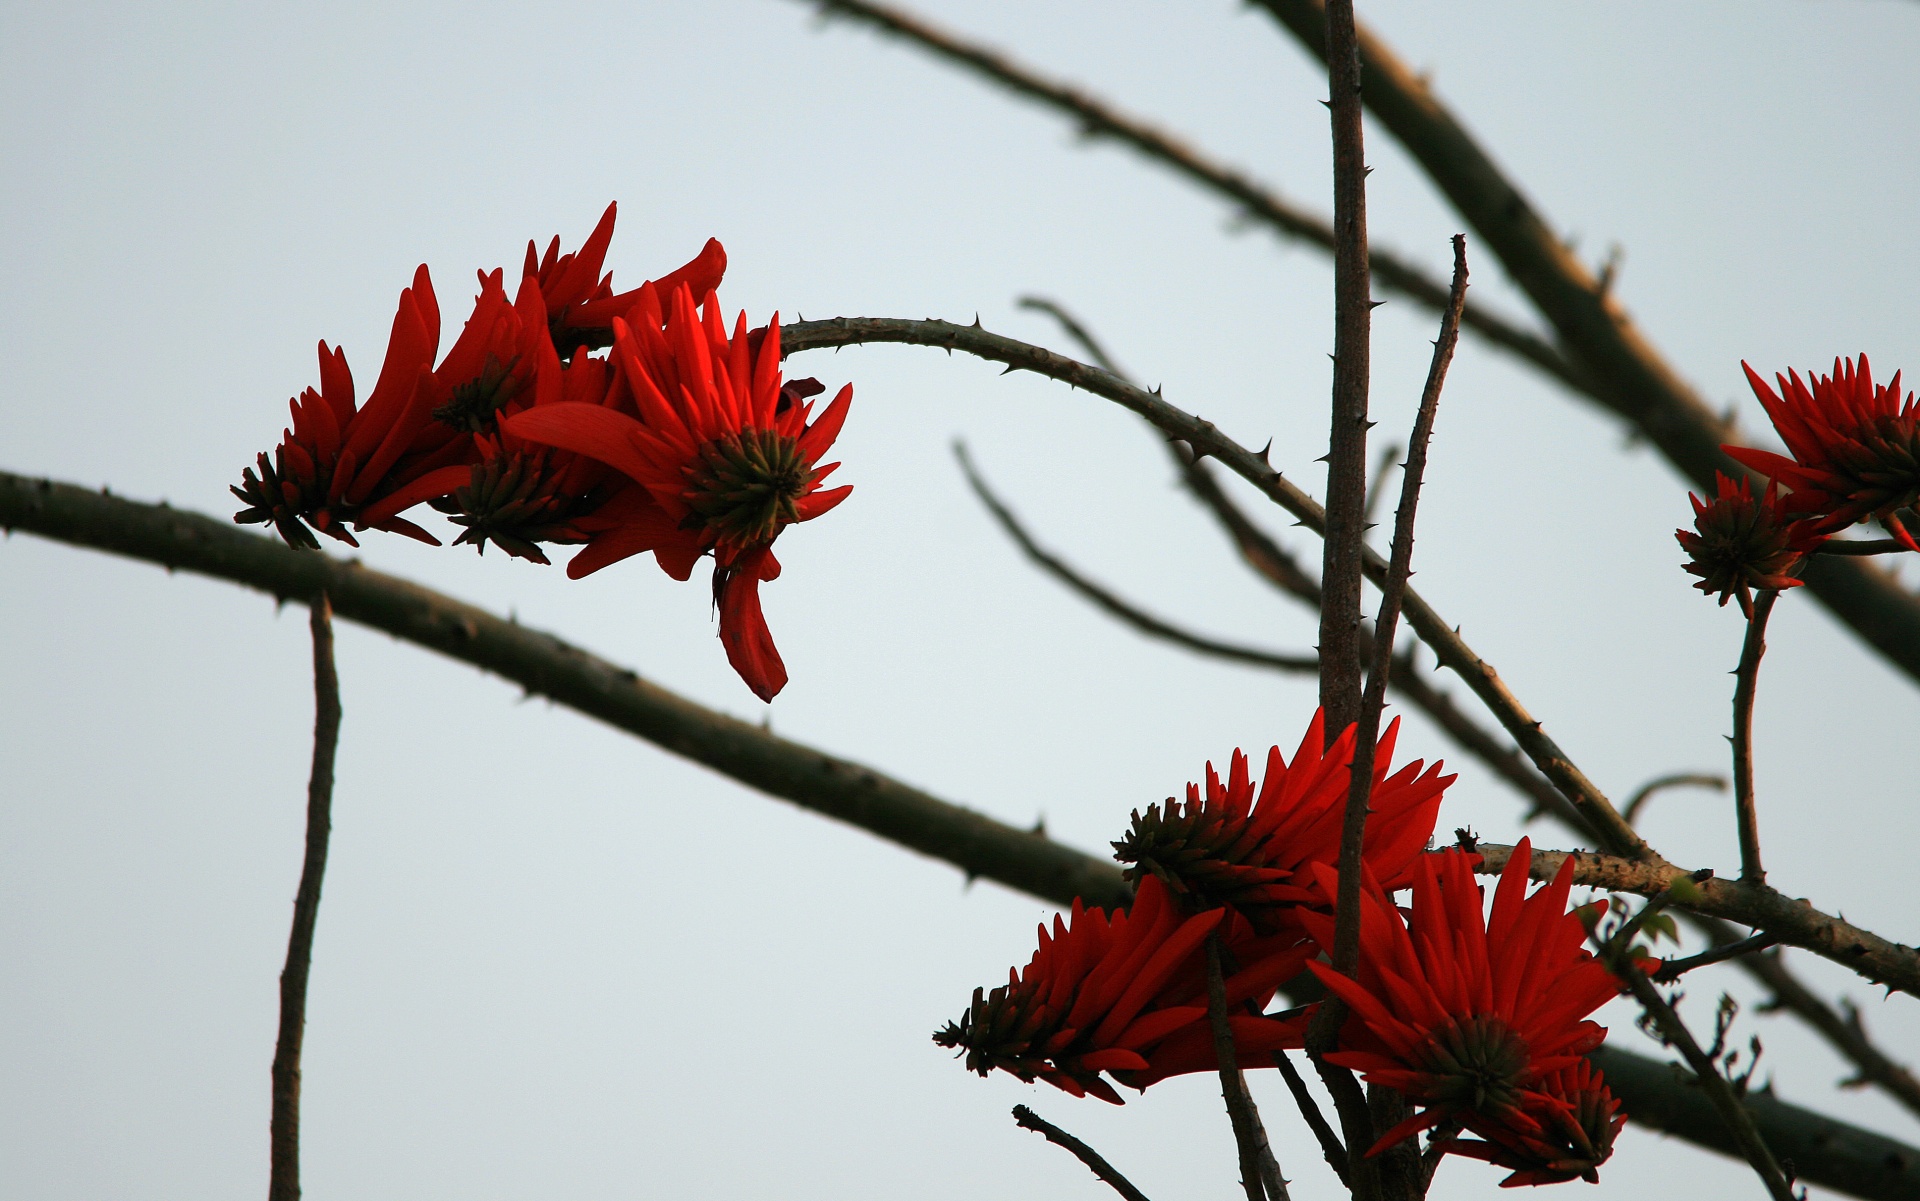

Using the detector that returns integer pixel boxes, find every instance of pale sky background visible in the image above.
[4,2,1919,1198]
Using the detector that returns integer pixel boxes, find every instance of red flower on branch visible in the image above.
[1675,471,1820,617]
[233,267,451,548]
[1300,840,1623,1162]
[524,202,727,354]
[1111,711,1452,929]
[933,874,1310,1103]
[503,283,852,701]
[1446,1059,1625,1187]
[1726,355,1920,550]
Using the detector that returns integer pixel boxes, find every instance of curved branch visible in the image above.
[782,315,1651,862]
[1471,842,1920,1000]
[955,444,1318,675]
[1,467,1913,1197]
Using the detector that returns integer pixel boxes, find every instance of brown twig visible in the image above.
[1622,772,1727,827]
[1318,0,1372,745]
[1606,950,1798,1199]
[1207,935,1291,1201]
[1249,0,1920,691]
[1468,842,1920,998]
[1656,933,1781,982]
[1361,439,1404,534]
[955,444,1318,675]
[1272,1049,1351,1188]
[4,470,1916,1196]
[1732,589,1778,885]
[268,592,340,1201]
[1011,1106,1155,1201]
[798,0,1596,400]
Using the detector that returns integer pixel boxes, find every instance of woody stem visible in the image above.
[1207,934,1291,1201]
[1732,588,1777,886]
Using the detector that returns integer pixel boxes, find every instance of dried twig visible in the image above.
[955,445,1317,675]
[1272,1049,1350,1187]
[1012,1106,1155,1201]
[4,471,1914,1196]
[1656,933,1781,982]
[1207,935,1291,1201]
[1732,590,1779,884]
[1622,772,1727,827]
[268,592,341,1201]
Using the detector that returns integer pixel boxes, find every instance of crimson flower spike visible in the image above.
[1726,355,1920,551]
[524,202,727,354]
[1445,1058,1626,1188]
[1298,840,1625,1175]
[1112,710,1452,929]
[933,874,1310,1103]
[1675,471,1820,617]
[233,266,452,548]
[502,283,853,701]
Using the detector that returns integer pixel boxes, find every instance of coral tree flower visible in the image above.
[1675,472,1819,617]
[1300,840,1623,1166]
[503,283,852,701]
[934,874,1309,1103]
[1446,1059,1625,1187]
[232,267,452,548]
[1727,355,1920,550]
[1112,711,1452,930]
[525,201,726,354]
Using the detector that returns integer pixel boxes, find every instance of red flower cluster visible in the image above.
[1112,711,1452,928]
[233,204,851,700]
[933,873,1311,1102]
[944,713,1628,1189]
[1675,472,1819,617]
[1300,840,1625,1185]
[1727,355,1920,550]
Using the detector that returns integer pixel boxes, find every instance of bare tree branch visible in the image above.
[268,591,340,1201]
[795,0,1597,399]
[1249,0,1920,690]
[1012,1106,1155,1201]
[955,445,1318,675]
[2,468,1914,1197]
[780,315,1654,862]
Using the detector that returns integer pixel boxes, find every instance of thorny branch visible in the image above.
[1248,0,1920,690]
[268,592,340,1201]
[1012,1105,1155,1201]
[2,470,1916,1197]
[1207,935,1292,1201]
[795,0,1596,398]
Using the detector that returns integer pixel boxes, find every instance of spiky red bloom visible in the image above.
[524,202,726,354]
[1726,355,1920,550]
[1113,711,1452,929]
[1301,840,1621,1156]
[233,267,455,548]
[1675,471,1820,617]
[1446,1059,1625,1187]
[933,874,1311,1103]
[502,283,853,700]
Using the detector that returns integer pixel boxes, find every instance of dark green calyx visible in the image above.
[433,354,526,433]
[683,429,810,547]
[1418,1015,1532,1115]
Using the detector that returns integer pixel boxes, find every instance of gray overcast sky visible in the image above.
[3,2,1918,1198]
